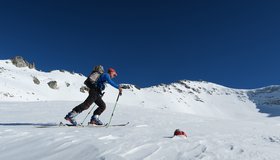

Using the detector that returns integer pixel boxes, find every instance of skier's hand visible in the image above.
[120,85,130,89]
[119,87,123,96]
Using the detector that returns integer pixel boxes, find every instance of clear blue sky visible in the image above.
[0,0,279,89]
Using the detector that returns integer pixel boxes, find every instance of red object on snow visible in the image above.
[174,129,187,138]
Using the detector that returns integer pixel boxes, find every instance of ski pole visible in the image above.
[81,92,105,125]
[106,93,121,127]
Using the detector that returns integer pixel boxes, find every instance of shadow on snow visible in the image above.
[247,86,280,117]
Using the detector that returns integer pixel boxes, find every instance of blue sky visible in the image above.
[0,0,279,89]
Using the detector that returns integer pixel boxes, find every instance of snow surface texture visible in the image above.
[1,59,280,160]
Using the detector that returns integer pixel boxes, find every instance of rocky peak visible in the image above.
[11,56,35,69]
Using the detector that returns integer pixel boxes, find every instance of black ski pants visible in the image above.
[72,88,106,116]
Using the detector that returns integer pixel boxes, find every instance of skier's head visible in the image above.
[108,68,117,78]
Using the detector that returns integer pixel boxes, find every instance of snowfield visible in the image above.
[1,102,280,160]
[1,59,280,160]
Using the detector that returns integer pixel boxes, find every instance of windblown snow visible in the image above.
[0,59,280,160]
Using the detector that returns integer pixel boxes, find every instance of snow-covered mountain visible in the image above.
[1,57,280,160]
[0,58,87,101]
[1,57,280,119]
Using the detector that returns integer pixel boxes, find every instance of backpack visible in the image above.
[84,65,104,88]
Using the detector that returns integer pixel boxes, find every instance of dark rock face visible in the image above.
[11,56,35,69]
[33,76,40,85]
[80,86,89,93]
[48,81,58,89]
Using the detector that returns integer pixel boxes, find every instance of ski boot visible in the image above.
[64,111,79,126]
[89,115,103,126]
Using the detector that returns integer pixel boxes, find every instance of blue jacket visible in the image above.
[96,73,119,91]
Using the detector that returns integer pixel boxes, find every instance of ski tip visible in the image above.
[106,122,129,127]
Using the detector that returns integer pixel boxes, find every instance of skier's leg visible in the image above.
[90,97,106,125]
[73,89,97,113]
[65,89,97,125]
[93,97,106,115]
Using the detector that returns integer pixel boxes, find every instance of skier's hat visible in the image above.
[108,68,117,76]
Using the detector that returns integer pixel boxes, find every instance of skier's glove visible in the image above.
[119,87,123,96]
[120,85,130,89]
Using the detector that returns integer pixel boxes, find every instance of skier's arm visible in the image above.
[105,74,120,89]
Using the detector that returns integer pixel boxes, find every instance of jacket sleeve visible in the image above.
[105,74,119,89]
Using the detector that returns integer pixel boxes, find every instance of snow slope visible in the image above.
[0,59,86,101]
[0,102,280,160]
[1,58,280,160]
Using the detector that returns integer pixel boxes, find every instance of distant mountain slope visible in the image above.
[0,59,87,101]
[0,57,280,120]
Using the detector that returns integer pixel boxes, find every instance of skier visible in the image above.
[64,66,122,126]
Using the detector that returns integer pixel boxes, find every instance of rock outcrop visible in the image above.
[11,56,35,69]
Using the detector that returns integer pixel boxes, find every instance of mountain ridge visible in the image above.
[1,57,280,119]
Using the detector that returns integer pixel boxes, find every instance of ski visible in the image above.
[83,122,129,127]
[106,121,129,127]
[36,122,129,128]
